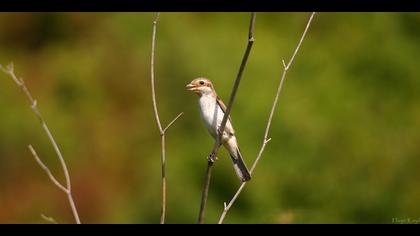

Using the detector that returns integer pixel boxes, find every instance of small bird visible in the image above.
[186,78,251,182]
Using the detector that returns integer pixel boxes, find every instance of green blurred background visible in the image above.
[0,12,419,224]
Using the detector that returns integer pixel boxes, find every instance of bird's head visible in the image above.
[186,77,214,96]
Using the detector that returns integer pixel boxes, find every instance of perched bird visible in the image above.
[186,78,251,182]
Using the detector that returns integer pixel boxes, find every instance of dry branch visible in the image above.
[197,12,257,224]
[150,12,184,224]
[0,63,81,224]
[218,12,316,224]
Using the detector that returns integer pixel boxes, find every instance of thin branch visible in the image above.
[284,12,316,71]
[28,145,67,193]
[216,12,256,152]
[163,112,184,133]
[151,12,163,134]
[0,63,81,224]
[218,12,316,224]
[150,12,184,224]
[198,12,257,224]
[197,160,214,224]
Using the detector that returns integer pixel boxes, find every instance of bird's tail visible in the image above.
[230,147,251,183]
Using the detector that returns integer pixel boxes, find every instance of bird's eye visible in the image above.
[199,81,205,85]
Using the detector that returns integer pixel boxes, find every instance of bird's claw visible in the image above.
[207,154,218,163]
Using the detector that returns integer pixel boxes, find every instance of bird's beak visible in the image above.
[186,83,196,91]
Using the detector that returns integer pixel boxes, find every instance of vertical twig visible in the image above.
[150,12,184,224]
[218,12,316,224]
[0,63,81,224]
[197,12,257,224]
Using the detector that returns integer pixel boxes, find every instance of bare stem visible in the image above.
[218,12,316,224]
[198,12,257,224]
[197,160,214,224]
[0,63,81,224]
[160,134,167,224]
[151,12,163,134]
[28,145,67,193]
[150,12,184,224]
[163,112,184,134]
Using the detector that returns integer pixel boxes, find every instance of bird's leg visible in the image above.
[208,144,220,162]
[208,154,218,163]
[208,128,223,163]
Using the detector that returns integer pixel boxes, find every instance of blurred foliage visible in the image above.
[0,12,419,224]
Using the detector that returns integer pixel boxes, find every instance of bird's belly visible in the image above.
[199,98,220,138]
[198,96,232,141]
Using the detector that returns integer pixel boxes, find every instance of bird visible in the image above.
[186,77,251,182]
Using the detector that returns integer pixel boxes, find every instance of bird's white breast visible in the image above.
[198,95,233,140]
